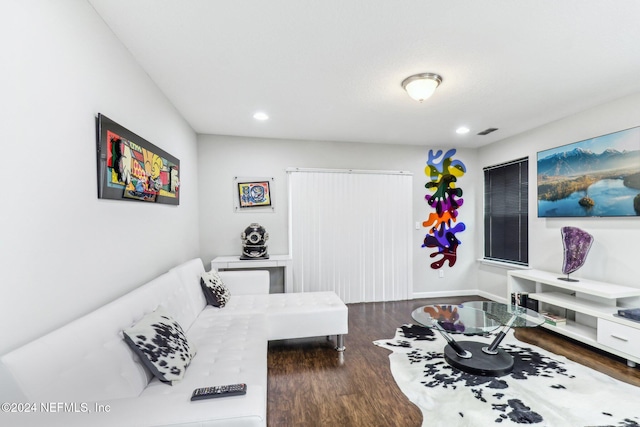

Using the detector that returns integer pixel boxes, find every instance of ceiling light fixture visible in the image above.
[401,73,443,102]
[253,112,269,121]
[456,126,470,134]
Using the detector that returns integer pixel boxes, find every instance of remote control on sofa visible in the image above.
[191,383,247,400]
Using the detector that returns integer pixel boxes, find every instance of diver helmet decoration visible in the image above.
[240,223,269,260]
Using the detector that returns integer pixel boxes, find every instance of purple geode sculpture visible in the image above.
[559,226,593,282]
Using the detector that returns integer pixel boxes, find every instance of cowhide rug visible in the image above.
[373,324,640,427]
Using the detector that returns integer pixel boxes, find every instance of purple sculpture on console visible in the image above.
[559,226,594,282]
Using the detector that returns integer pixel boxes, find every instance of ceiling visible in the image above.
[87,0,640,148]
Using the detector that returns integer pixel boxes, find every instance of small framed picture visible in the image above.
[237,180,272,208]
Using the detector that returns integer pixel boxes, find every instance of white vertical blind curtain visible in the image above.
[288,168,413,303]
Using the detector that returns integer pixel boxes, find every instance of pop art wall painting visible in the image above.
[233,176,275,212]
[96,114,180,205]
[422,149,466,269]
[237,181,272,208]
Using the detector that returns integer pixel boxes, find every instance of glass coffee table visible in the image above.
[411,301,545,376]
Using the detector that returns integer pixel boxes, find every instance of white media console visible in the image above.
[507,269,640,367]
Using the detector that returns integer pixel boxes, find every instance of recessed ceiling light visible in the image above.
[456,126,470,134]
[253,112,269,121]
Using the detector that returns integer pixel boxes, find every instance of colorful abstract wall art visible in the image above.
[237,181,272,208]
[96,114,180,205]
[422,149,466,269]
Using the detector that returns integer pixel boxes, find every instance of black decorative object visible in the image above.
[240,223,269,260]
[559,226,594,282]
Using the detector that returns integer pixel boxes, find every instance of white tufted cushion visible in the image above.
[265,291,349,340]
[222,294,270,314]
[169,258,207,321]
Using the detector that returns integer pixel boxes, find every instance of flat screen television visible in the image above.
[537,126,640,217]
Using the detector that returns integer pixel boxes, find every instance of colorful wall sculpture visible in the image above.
[422,149,466,269]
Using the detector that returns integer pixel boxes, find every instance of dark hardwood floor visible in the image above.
[267,297,640,427]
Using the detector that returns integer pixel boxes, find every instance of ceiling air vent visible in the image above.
[477,128,498,136]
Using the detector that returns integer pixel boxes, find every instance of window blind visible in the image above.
[484,158,529,265]
[288,168,413,303]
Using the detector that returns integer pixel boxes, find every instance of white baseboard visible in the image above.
[412,290,508,304]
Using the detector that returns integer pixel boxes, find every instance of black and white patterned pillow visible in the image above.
[123,307,196,385]
[200,270,230,307]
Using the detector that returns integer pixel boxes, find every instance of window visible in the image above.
[484,158,529,266]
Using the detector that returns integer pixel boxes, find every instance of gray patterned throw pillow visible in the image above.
[123,307,196,385]
[200,270,230,307]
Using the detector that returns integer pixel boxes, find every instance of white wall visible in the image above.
[476,92,640,299]
[0,0,199,354]
[198,135,479,298]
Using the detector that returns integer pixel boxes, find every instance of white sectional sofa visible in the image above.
[0,258,348,427]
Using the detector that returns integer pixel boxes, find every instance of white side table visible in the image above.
[211,255,293,293]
